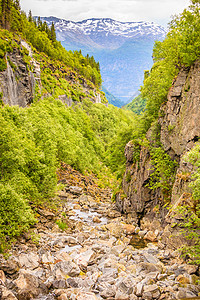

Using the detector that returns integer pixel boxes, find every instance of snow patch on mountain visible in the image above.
[41,17,166,39]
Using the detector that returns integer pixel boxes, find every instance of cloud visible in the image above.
[21,0,190,27]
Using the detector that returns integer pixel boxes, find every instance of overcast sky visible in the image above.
[21,0,191,28]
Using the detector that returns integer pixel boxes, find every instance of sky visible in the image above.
[21,0,191,28]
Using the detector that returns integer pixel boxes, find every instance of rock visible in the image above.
[93,216,101,223]
[100,284,116,298]
[129,294,138,300]
[143,253,159,264]
[111,245,125,256]
[98,268,118,284]
[107,210,121,218]
[0,286,18,300]
[137,262,163,275]
[64,236,78,245]
[0,270,6,284]
[135,227,140,234]
[53,260,80,278]
[76,291,99,300]
[37,208,55,220]
[143,284,160,299]
[176,274,190,284]
[14,269,40,299]
[73,204,81,210]
[105,223,123,238]
[75,249,95,269]
[69,186,83,195]
[66,277,79,288]
[122,224,136,234]
[144,231,158,242]
[184,264,198,275]
[18,252,40,270]
[138,230,147,238]
[40,251,54,264]
[52,279,67,289]
[115,289,129,299]
[0,256,20,274]
[115,275,135,295]
[135,282,144,297]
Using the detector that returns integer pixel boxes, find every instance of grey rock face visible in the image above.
[0,41,42,107]
[117,59,200,249]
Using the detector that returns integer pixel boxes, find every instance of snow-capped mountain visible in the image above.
[41,17,166,104]
[42,17,165,49]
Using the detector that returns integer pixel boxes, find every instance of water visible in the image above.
[129,234,148,249]
[6,57,18,106]
[69,205,108,227]
[62,244,82,253]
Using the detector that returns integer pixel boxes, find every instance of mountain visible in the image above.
[40,17,166,103]
[102,86,124,108]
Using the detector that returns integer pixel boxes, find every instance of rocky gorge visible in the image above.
[0,164,200,300]
[0,3,200,298]
[116,60,200,256]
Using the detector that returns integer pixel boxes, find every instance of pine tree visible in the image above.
[37,16,42,29]
[50,22,56,42]
[28,9,32,22]
[0,0,12,30]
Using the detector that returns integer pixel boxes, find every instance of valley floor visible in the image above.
[0,166,199,300]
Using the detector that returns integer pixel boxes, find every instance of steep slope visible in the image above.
[0,12,137,251]
[41,17,166,102]
[116,0,200,259]
[117,59,200,249]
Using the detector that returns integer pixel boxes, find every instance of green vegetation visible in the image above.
[0,97,138,252]
[175,144,200,264]
[140,0,200,131]
[0,0,102,87]
[123,94,146,115]
[148,145,177,200]
[0,0,199,263]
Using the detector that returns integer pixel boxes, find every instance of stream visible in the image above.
[0,187,199,300]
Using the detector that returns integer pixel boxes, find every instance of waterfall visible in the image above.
[5,55,18,106]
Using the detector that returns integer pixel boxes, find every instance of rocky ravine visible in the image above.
[0,165,199,300]
[116,59,200,250]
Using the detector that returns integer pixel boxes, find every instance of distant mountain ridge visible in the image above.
[41,17,166,103]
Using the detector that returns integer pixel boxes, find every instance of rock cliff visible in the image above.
[117,60,200,248]
[0,41,41,107]
[0,40,105,108]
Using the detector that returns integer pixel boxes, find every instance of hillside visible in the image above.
[41,17,166,103]
[117,0,200,266]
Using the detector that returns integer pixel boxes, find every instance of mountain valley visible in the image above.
[41,17,166,104]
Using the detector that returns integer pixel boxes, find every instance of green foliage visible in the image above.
[176,203,200,264]
[56,219,68,231]
[141,0,200,130]
[0,96,137,250]
[176,143,200,263]
[123,94,146,115]
[0,0,102,87]
[148,145,177,200]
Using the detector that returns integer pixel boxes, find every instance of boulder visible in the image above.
[14,269,40,299]
[0,286,18,300]
[53,260,80,278]
[0,256,20,274]
[18,252,40,270]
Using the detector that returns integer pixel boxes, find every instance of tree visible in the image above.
[50,22,56,42]
[0,0,12,30]
[28,9,32,22]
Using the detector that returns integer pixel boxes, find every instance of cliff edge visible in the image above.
[117,60,200,249]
